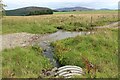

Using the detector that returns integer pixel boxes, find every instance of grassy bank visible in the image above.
[2,11,118,34]
[2,45,52,78]
[52,28,118,78]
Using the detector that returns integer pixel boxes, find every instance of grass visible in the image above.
[54,10,118,14]
[2,10,118,34]
[1,10,119,78]
[2,45,52,78]
[51,28,118,78]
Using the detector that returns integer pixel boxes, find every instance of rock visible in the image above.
[52,67,58,72]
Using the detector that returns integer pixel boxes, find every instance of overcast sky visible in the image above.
[3,0,119,10]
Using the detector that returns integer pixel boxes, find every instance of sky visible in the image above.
[3,0,119,10]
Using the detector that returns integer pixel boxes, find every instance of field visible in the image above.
[54,10,118,14]
[2,45,52,78]
[2,10,118,34]
[52,28,118,78]
[1,10,119,78]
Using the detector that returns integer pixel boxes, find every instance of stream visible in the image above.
[39,30,94,68]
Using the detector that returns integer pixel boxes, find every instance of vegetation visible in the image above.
[2,45,52,78]
[2,11,118,34]
[54,10,118,14]
[1,10,119,78]
[5,7,53,16]
[27,10,53,16]
[52,28,118,78]
[0,0,7,16]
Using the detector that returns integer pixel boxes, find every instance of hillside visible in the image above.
[99,8,111,10]
[55,7,94,11]
[5,6,53,16]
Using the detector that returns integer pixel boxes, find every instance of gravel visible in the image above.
[1,32,40,51]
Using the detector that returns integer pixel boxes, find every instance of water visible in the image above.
[39,30,94,68]
[38,30,93,42]
[39,41,61,67]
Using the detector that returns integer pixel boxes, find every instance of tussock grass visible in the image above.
[52,28,118,78]
[2,45,52,78]
[2,11,118,34]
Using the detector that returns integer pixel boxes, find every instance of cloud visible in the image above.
[3,0,119,10]
[4,0,119,3]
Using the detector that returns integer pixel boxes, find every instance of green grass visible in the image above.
[2,16,57,34]
[54,10,118,14]
[2,45,52,78]
[2,11,118,34]
[52,28,118,78]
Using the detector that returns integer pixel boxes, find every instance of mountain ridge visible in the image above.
[55,6,95,11]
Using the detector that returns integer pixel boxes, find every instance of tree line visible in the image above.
[0,0,6,17]
[26,9,53,16]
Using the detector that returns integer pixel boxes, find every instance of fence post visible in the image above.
[90,16,93,27]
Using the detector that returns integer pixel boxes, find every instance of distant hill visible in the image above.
[55,7,94,11]
[5,6,53,16]
[99,8,111,10]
